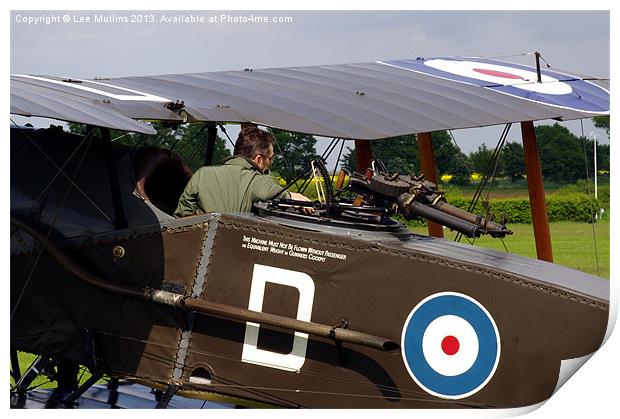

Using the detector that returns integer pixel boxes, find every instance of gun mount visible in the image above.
[257,160,512,238]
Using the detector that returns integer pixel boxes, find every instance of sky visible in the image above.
[9,9,611,160]
[5,4,618,418]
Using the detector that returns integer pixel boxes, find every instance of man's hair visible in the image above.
[234,123,274,158]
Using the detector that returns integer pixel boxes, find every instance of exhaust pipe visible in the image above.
[11,217,400,354]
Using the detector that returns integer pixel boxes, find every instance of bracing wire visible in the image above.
[110,132,132,143]
[10,129,95,322]
[185,130,210,167]
[311,161,326,204]
[10,131,102,367]
[454,123,511,244]
[333,139,345,178]
[478,51,535,61]
[171,123,209,157]
[10,120,113,223]
[217,124,237,149]
[299,138,338,195]
[448,131,473,179]
[267,127,295,184]
[579,119,601,276]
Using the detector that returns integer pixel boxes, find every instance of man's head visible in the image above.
[234,123,275,173]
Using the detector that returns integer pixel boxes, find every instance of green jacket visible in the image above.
[174,157,289,217]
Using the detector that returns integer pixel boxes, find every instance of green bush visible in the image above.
[554,180,609,211]
[290,178,604,224]
[446,195,600,224]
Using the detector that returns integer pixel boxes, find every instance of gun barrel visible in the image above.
[434,201,510,234]
[399,197,482,238]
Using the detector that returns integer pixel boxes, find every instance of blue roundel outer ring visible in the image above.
[380,57,609,113]
[401,292,501,399]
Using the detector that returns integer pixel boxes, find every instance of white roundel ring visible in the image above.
[379,57,610,113]
[422,315,479,377]
[401,292,501,399]
[424,58,573,95]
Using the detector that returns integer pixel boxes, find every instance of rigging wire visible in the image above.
[332,139,345,178]
[217,124,237,149]
[169,125,198,156]
[10,129,96,322]
[184,130,210,168]
[110,132,132,143]
[477,51,535,61]
[448,130,473,179]
[11,229,98,393]
[10,132,102,371]
[193,382,493,406]
[94,328,469,406]
[481,135,511,253]
[15,127,95,222]
[579,119,601,276]
[319,138,339,163]
[170,123,209,160]
[454,123,511,244]
[299,138,338,195]
[183,343,492,407]
[10,120,113,223]
[267,127,295,186]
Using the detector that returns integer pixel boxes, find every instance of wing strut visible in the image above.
[417,132,444,238]
[522,121,553,262]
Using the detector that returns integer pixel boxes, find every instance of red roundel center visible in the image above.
[441,335,460,356]
[473,68,524,80]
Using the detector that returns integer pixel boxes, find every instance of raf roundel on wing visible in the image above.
[381,57,609,114]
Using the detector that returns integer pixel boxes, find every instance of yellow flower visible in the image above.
[440,174,453,183]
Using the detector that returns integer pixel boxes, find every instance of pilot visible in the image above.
[175,123,312,217]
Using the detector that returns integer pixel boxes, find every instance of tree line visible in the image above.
[68,120,609,184]
[340,123,609,184]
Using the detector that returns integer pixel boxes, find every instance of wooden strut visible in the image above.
[521,121,553,262]
[354,140,372,173]
[416,132,444,238]
[204,123,218,166]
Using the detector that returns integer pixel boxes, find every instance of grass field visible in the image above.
[11,352,104,391]
[409,220,610,279]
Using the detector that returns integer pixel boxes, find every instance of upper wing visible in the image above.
[11,56,609,139]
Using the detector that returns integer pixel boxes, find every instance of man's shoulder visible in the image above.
[223,156,254,169]
[194,160,245,175]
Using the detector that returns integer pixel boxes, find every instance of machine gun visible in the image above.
[346,164,512,238]
[265,159,512,238]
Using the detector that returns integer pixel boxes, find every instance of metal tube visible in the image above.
[12,217,400,354]
[535,51,542,83]
[183,298,400,353]
[11,217,152,301]
[434,201,511,234]
[400,199,481,238]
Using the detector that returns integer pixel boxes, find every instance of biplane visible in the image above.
[10,54,610,409]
